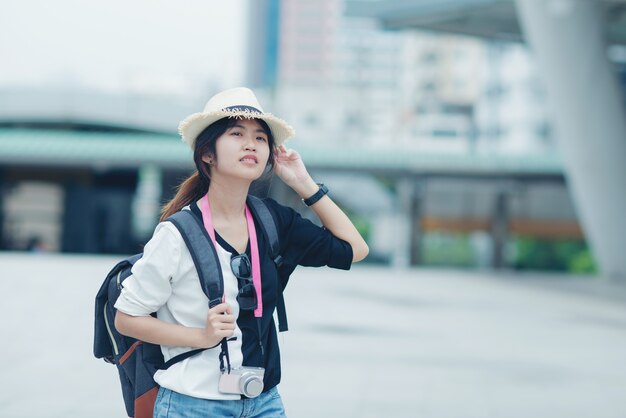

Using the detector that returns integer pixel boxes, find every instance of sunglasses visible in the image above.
[230,253,257,311]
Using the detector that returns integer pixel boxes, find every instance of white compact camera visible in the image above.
[218,367,265,398]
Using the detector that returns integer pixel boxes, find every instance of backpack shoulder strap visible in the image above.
[247,195,282,266]
[247,195,289,332]
[159,209,227,370]
[166,210,224,308]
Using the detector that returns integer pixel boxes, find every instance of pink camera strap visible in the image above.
[201,193,263,318]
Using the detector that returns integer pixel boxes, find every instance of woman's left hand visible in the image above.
[273,145,312,188]
[273,145,369,262]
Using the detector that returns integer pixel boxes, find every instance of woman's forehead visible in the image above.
[232,118,264,130]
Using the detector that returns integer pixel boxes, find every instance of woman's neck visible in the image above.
[205,177,251,222]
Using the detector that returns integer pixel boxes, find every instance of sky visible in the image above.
[0,0,247,96]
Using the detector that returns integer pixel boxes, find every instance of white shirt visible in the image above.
[114,220,245,400]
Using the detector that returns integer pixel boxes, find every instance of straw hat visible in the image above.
[178,87,295,149]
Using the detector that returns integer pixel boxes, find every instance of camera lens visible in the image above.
[241,375,263,398]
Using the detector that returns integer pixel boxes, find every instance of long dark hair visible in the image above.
[160,117,275,221]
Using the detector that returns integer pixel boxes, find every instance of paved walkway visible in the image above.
[1,253,625,417]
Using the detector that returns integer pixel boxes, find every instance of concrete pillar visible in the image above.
[0,169,4,249]
[397,176,423,267]
[515,0,626,279]
[131,165,162,241]
[491,190,509,269]
[409,181,423,266]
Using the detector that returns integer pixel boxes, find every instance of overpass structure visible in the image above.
[0,88,577,268]
[347,0,626,278]
[0,126,562,176]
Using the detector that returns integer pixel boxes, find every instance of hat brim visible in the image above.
[178,109,295,149]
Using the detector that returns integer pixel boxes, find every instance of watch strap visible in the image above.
[303,183,328,206]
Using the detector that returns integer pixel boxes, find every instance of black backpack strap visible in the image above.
[247,196,288,332]
[247,196,283,267]
[160,210,227,369]
[161,348,206,370]
[167,210,224,308]
[275,287,289,332]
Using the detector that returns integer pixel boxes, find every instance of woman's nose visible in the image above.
[243,135,256,150]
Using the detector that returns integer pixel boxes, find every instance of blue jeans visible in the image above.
[153,386,287,418]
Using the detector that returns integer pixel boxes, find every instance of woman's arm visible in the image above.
[273,145,369,262]
[114,303,236,348]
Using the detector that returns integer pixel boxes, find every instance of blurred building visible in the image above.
[475,42,552,154]
[250,0,552,153]
[0,0,605,275]
[242,0,582,271]
[0,123,190,254]
[271,0,407,147]
[346,0,626,278]
[247,0,282,88]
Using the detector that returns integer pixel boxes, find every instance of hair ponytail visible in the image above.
[160,171,207,221]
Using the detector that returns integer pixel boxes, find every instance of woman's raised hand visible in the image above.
[273,145,311,188]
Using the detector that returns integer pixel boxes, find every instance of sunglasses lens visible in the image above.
[231,255,251,278]
[238,283,257,310]
[231,254,256,310]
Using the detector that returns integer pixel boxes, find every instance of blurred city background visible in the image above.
[1,0,626,280]
[2,0,626,417]
[2,0,626,279]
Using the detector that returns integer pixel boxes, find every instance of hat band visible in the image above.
[222,105,262,114]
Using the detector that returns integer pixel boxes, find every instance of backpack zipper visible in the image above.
[116,271,122,290]
[103,301,119,356]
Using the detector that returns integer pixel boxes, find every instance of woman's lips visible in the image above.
[240,155,258,164]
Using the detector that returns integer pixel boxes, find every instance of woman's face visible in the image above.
[204,118,271,181]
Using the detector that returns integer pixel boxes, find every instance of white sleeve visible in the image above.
[114,222,182,316]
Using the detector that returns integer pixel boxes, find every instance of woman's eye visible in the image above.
[257,136,267,142]
[231,131,242,136]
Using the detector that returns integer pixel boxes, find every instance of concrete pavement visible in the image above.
[1,253,625,417]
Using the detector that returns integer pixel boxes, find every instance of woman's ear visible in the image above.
[202,154,214,165]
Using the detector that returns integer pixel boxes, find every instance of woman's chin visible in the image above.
[226,170,265,182]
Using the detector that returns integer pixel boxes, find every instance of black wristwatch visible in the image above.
[302,183,328,206]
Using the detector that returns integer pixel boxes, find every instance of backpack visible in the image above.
[93,196,287,418]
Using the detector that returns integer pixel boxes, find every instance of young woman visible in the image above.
[114,87,368,417]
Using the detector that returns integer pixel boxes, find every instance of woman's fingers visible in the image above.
[207,304,236,328]
[275,146,299,162]
[209,302,232,315]
[209,313,234,324]
[202,303,236,345]
[219,322,236,331]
